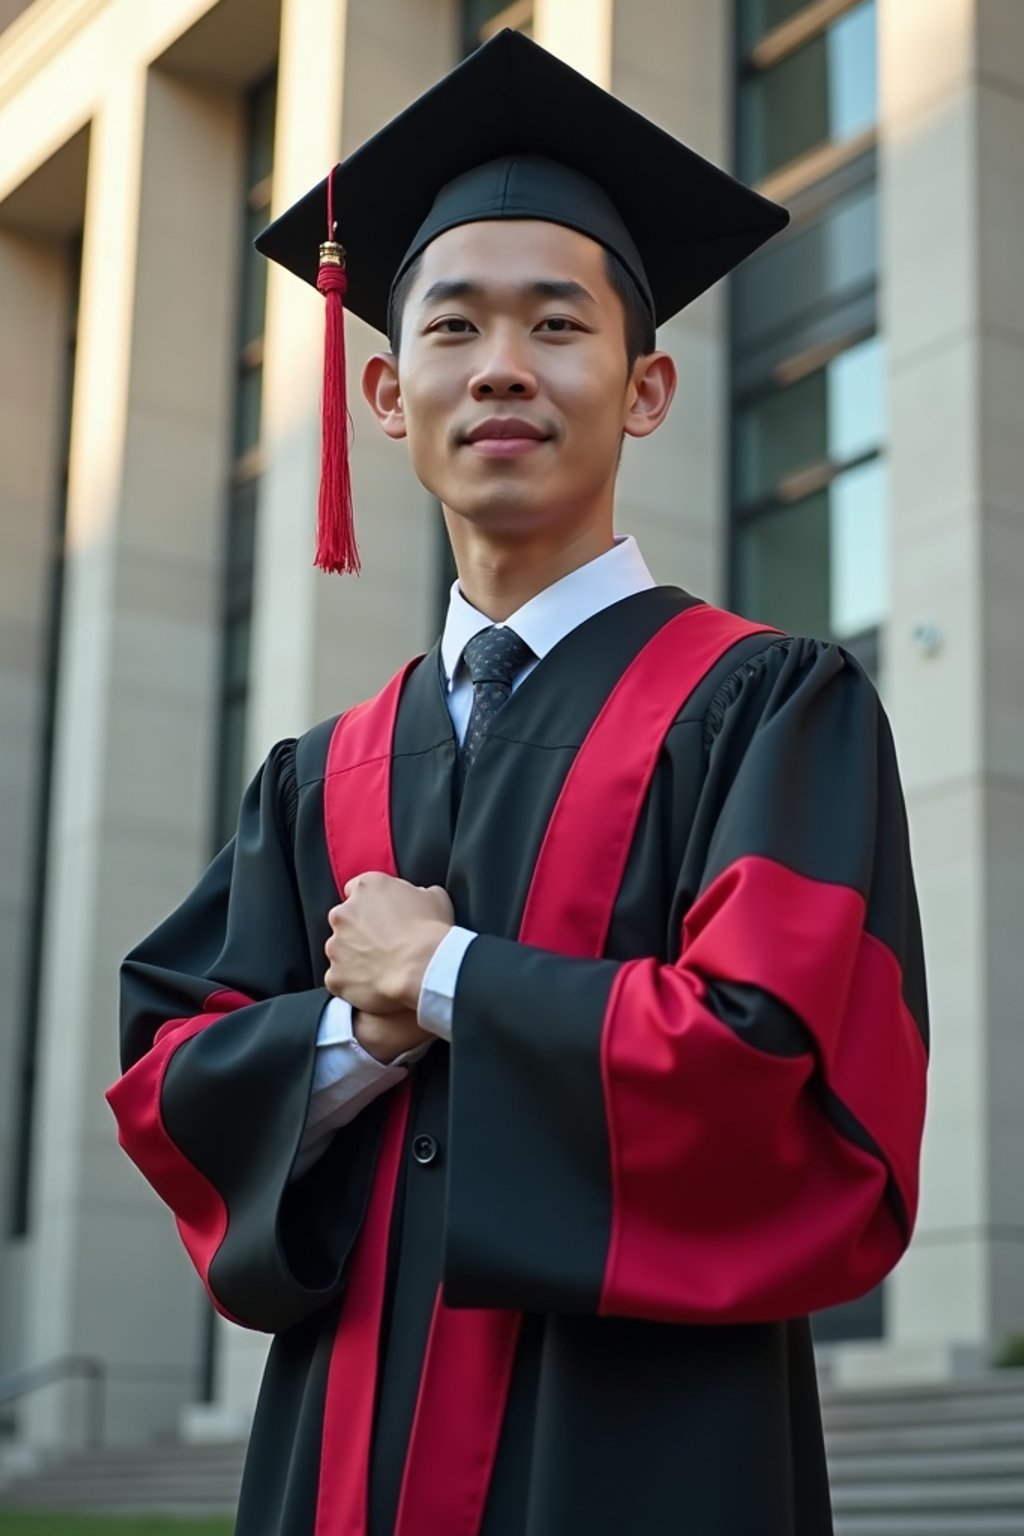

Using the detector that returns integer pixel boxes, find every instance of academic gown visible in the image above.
[108,587,928,1536]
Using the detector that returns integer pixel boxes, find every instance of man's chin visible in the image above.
[442,484,555,536]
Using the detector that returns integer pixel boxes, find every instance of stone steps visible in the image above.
[1,1369,1022,1531]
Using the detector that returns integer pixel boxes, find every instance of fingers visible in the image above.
[342,870,406,899]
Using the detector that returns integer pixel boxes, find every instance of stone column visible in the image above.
[0,228,69,1379]
[23,67,244,1447]
[216,0,458,1425]
[876,0,1024,1372]
[608,0,730,600]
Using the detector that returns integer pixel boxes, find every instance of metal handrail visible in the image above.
[0,1354,105,1449]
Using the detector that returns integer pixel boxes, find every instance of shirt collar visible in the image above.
[440,535,656,689]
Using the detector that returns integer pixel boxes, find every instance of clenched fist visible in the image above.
[324,871,454,1015]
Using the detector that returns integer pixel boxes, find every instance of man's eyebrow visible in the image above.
[418,278,597,306]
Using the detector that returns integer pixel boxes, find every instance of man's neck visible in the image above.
[446,518,616,623]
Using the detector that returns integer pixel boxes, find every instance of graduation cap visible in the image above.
[256,27,789,573]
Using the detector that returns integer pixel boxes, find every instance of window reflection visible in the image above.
[737,334,884,505]
[735,457,888,645]
[830,456,887,638]
[739,0,876,183]
[733,176,877,359]
[739,0,811,53]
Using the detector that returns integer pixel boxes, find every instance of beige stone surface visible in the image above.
[887,334,979,540]
[903,782,986,1231]
[979,332,1024,521]
[981,510,1024,781]
[879,0,976,130]
[977,84,1024,341]
[881,87,976,368]
[888,512,983,793]
[983,777,1024,1240]
[976,0,1024,97]
[888,1231,988,1346]
[989,1239,1024,1357]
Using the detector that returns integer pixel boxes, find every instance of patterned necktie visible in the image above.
[458,626,535,776]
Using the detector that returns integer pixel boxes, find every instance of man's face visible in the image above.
[382,220,644,538]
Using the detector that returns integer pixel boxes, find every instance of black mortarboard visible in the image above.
[255,28,789,570]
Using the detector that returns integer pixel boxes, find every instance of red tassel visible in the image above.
[314,168,359,574]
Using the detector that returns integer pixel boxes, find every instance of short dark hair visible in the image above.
[386,243,656,368]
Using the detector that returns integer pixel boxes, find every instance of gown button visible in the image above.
[412,1133,439,1166]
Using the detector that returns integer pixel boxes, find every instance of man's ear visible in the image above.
[362,353,407,440]
[623,352,677,440]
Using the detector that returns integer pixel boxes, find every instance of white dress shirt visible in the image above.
[292,535,656,1179]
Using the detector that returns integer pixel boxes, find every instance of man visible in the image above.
[108,29,928,1536]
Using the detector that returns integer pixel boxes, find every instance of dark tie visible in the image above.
[458,626,535,776]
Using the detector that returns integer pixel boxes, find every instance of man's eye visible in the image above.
[432,317,474,334]
[537,317,581,333]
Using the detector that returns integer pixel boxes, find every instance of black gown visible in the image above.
[108,588,928,1536]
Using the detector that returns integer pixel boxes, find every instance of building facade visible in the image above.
[0,0,1021,1454]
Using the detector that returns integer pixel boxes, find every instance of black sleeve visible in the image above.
[107,739,384,1333]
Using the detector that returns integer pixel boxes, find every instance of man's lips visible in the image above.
[462,418,553,457]
[464,417,551,444]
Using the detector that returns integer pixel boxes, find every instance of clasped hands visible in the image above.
[324,872,454,1063]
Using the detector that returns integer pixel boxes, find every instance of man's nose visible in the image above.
[469,333,538,399]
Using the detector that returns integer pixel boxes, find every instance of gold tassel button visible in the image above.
[319,240,346,267]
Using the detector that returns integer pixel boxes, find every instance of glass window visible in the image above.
[462,0,532,51]
[738,0,809,52]
[733,177,876,358]
[215,691,249,849]
[736,333,884,505]
[739,1,876,183]
[736,492,832,638]
[240,206,270,348]
[734,456,887,643]
[225,478,258,600]
[246,76,277,189]
[214,76,274,851]
[829,455,887,638]
[233,366,263,458]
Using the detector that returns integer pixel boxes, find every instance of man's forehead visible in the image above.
[413,219,608,288]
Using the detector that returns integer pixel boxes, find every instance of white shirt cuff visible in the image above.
[417,926,478,1041]
[291,997,431,1181]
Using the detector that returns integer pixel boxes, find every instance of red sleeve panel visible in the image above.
[106,988,252,1325]
[601,856,927,1325]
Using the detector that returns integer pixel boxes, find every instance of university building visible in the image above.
[0,0,1021,1452]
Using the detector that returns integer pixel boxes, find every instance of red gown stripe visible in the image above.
[392,606,775,1535]
[520,605,777,957]
[314,1080,412,1536]
[104,987,253,1326]
[598,854,927,1323]
[392,1289,522,1536]
[324,661,419,886]
[315,664,415,1536]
